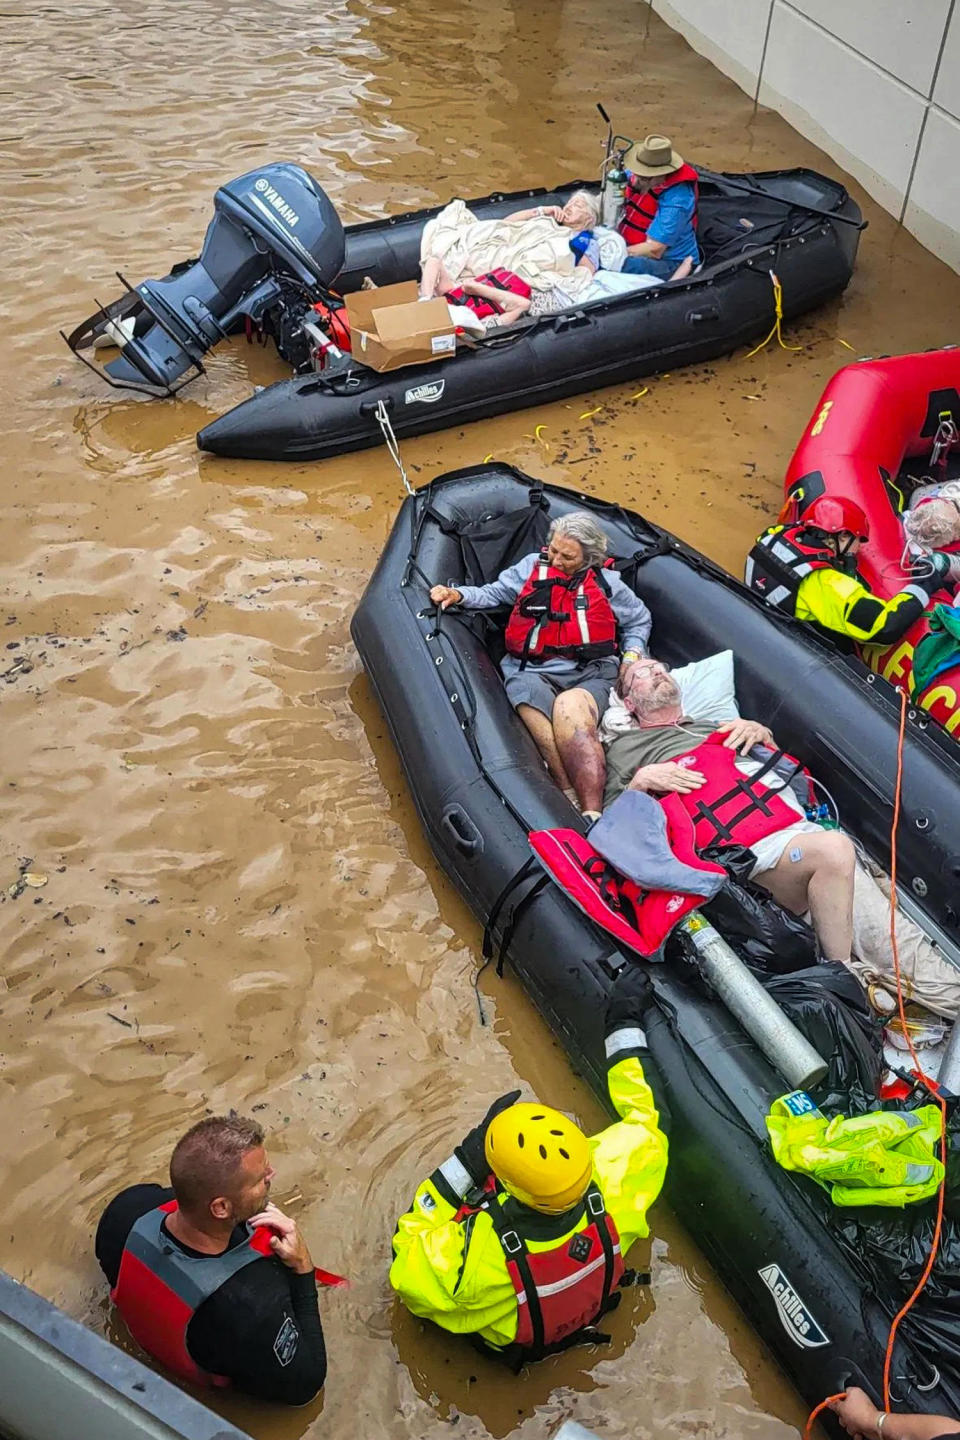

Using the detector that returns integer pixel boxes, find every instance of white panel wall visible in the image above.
[651,0,960,274]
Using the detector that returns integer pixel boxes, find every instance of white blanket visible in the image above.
[420,199,583,294]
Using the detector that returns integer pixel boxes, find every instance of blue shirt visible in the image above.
[645,180,699,265]
[456,551,652,679]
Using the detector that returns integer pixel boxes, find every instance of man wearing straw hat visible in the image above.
[618,133,700,279]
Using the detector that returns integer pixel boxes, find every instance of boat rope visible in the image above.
[804,686,949,1439]
[744,270,802,359]
[375,399,415,497]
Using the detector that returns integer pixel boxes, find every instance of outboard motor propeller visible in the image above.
[62,163,345,396]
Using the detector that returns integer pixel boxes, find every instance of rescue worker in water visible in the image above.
[746,495,954,644]
[389,979,667,1368]
[95,1114,328,1404]
[429,511,651,822]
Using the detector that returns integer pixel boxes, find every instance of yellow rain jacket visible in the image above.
[795,567,932,646]
[389,1033,668,1351]
[766,1090,943,1207]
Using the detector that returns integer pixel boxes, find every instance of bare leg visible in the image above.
[419,255,446,298]
[460,278,531,329]
[552,689,606,814]
[516,704,572,789]
[754,830,856,963]
[670,257,694,280]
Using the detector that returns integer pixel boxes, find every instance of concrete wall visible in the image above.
[651,0,960,273]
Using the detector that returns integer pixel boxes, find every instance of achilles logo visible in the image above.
[405,380,446,405]
[251,177,299,227]
[676,755,697,768]
[758,1265,829,1349]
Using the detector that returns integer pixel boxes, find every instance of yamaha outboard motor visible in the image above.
[62,163,345,396]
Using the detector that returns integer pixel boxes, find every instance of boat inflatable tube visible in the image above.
[783,347,960,730]
[198,168,862,462]
[352,464,960,1415]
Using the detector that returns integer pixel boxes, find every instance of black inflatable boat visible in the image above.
[199,169,862,462]
[351,465,960,1420]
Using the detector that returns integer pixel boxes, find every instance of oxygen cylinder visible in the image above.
[600,164,626,229]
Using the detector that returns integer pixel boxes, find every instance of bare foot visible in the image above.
[670,257,694,280]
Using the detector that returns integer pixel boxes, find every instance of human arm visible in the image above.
[504,204,563,222]
[796,566,945,646]
[590,975,668,1253]
[607,573,651,665]
[458,276,531,326]
[829,1387,960,1440]
[625,237,667,259]
[193,1260,327,1404]
[436,552,538,611]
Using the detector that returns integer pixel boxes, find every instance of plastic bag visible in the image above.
[699,843,818,975]
[763,963,883,1115]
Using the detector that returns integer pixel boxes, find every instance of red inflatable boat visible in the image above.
[781,347,960,732]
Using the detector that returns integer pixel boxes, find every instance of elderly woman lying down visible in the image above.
[419,190,603,301]
[431,228,694,332]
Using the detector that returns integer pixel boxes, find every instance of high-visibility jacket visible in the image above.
[766,1090,944,1207]
[503,550,618,667]
[618,165,700,247]
[389,1036,667,1359]
[445,269,532,320]
[746,524,936,644]
[111,1200,273,1386]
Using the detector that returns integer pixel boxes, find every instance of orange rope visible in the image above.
[804,1392,848,1440]
[804,687,948,1436]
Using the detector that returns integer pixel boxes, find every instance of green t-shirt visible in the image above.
[603,719,717,809]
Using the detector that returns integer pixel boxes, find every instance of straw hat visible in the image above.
[624,134,684,177]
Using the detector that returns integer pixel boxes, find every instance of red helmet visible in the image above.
[801,495,870,541]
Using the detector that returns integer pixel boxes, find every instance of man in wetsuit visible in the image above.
[746,495,954,645]
[96,1114,327,1404]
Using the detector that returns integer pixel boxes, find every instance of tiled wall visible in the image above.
[653,0,960,272]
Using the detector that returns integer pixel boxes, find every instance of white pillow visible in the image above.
[674,650,740,723]
[599,650,739,743]
[594,226,628,272]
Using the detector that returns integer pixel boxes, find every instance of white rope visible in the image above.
[374,400,414,497]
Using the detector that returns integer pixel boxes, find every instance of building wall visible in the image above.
[651,0,960,273]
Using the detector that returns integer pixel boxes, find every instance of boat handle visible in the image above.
[360,397,393,417]
[685,304,720,325]
[441,804,484,858]
[555,310,591,329]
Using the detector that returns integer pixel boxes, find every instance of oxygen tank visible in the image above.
[600,160,627,229]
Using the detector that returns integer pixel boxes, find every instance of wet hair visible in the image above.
[169,1114,264,1213]
[548,511,609,569]
[903,498,960,551]
[566,189,600,226]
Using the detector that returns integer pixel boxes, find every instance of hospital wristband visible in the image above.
[622,650,640,662]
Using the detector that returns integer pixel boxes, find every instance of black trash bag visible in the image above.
[763,962,884,1115]
[699,843,818,975]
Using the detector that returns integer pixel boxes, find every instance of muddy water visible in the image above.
[3,1,960,1436]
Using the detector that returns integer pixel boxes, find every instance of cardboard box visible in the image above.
[344,281,457,373]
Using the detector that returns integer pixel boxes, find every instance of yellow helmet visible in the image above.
[484,1103,593,1215]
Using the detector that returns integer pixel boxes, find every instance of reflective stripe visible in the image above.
[905,1163,934,1182]
[902,583,929,604]
[515,1243,622,1303]
[575,581,590,646]
[743,555,755,585]
[765,584,792,608]
[438,1154,474,1198]
[605,1026,647,1057]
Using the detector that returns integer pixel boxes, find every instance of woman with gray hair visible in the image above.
[430,512,651,820]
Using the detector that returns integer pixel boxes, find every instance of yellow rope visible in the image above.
[745,270,802,359]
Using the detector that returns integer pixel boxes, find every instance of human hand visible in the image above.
[605,970,655,1034]
[249,1202,314,1275]
[828,1387,882,1439]
[455,1089,522,1184]
[715,719,775,754]
[628,761,705,794]
[429,584,463,610]
[541,204,564,222]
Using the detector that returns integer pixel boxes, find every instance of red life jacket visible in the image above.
[111,1201,346,1387]
[618,165,699,247]
[445,269,532,320]
[504,550,618,667]
[111,1201,273,1387]
[529,736,811,957]
[744,523,836,616]
[459,1182,623,1361]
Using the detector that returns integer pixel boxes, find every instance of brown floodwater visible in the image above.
[3,1,960,1437]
